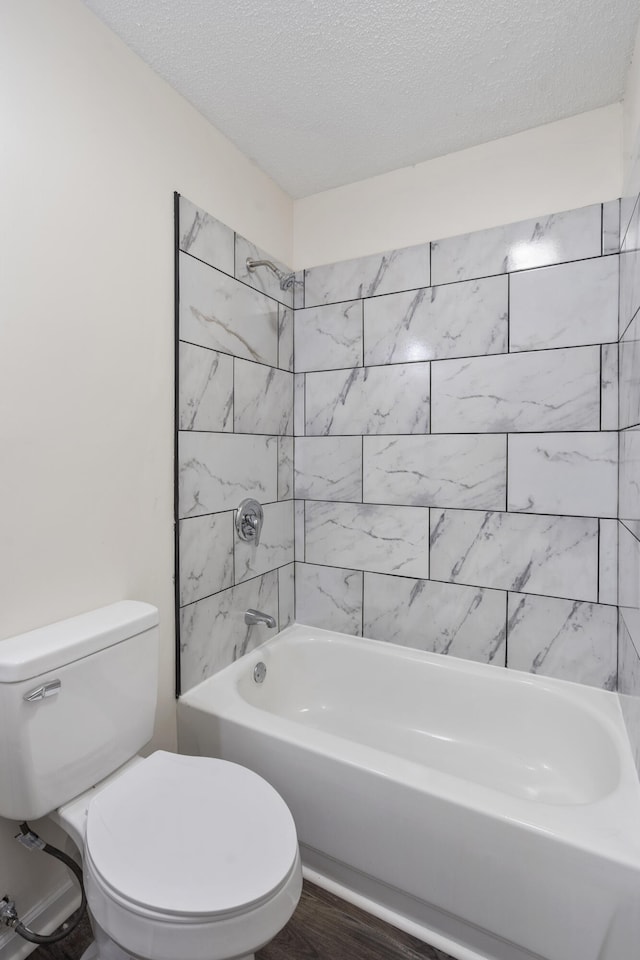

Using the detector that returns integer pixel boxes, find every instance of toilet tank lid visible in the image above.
[0,602,159,682]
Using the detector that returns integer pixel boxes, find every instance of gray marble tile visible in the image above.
[619,610,640,690]
[602,200,620,255]
[430,509,598,601]
[601,343,619,431]
[620,313,640,429]
[621,518,640,542]
[364,275,508,365]
[620,196,640,334]
[234,360,293,435]
[179,512,234,606]
[507,593,617,689]
[295,562,363,635]
[509,256,618,351]
[622,193,638,253]
[621,194,638,251]
[234,233,294,308]
[278,306,294,372]
[180,571,278,692]
[304,244,430,308]
[234,500,294,583]
[278,563,295,629]
[431,346,600,433]
[306,501,429,578]
[599,519,618,606]
[178,197,234,275]
[179,251,278,366]
[278,436,294,500]
[178,342,234,432]
[620,427,640,530]
[295,300,363,372]
[363,434,506,510]
[363,574,506,665]
[430,204,601,285]
[618,612,640,777]
[295,437,362,502]
[178,432,277,518]
[294,374,305,436]
[293,271,305,309]
[622,188,640,255]
[618,607,640,682]
[306,363,430,436]
[507,432,617,518]
[294,500,305,561]
[619,246,640,337]
[618,523,640,646]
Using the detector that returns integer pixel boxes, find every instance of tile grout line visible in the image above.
[173,192,182,697]
[179,427,620,438]
[504,591,509,669]
[181,496,616,524]
[505,434,509,511]
[302,250,614,310]
[597,519,601,603]
[506,272,510,353]
[599,345,603,431]
[179,336,619,376]
[270,558,610,607]
[181,246,618,315]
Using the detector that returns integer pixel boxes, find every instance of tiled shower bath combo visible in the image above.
[176,194,632,701]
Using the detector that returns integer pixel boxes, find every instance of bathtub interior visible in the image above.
[235,628,622,805]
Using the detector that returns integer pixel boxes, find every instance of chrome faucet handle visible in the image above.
[235,498,264,546]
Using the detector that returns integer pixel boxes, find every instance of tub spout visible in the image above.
[245,609,276,628]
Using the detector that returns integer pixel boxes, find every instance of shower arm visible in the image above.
[245,257,296,291]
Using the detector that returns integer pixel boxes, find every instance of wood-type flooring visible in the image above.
[32,881,456,960]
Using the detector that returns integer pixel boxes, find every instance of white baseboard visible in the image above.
[0,881,81,960]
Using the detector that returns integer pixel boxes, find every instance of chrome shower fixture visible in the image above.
[246,257,296,291]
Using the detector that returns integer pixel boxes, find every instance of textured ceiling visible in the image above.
[82,0,639,198]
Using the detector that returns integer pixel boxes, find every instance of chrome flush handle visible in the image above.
[23,680,61,703]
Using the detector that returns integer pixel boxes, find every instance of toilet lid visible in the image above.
[85,751,298,919]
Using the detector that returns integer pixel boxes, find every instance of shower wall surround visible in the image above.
[294,202,621,690]
[618,145,640,767]
[175,195,623,697]
[176,196,294,693]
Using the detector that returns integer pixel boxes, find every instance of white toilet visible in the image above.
[0,601,302,960]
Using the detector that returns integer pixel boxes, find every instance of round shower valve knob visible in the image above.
[235,498,264,546]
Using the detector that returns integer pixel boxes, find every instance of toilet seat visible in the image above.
[84,751,299,922]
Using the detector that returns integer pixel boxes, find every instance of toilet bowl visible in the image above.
[0,602,302,960]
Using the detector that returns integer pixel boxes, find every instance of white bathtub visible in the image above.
[178,624,640,960]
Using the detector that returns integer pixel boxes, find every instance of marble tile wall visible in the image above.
[175,195,624,697]
[619,137,640,764]
[176,195,294,692]
[295,202,620,690]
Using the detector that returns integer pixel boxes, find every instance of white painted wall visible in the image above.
[0,0,291,942]
[624,19,640,195]
[293,105,622,268]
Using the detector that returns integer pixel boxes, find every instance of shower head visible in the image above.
[246,257,296,292]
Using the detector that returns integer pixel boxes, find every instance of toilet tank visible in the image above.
[0,602,159,821]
